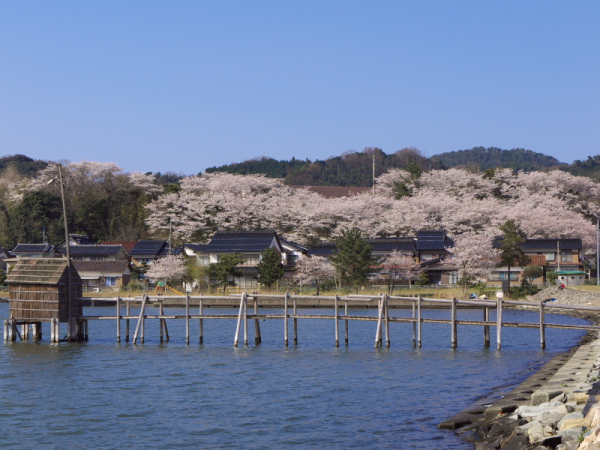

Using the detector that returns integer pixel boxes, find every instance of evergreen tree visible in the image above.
[498,220,529,291]
[208,253,244,293]
[256,248,283,289]
[330,228,378,293]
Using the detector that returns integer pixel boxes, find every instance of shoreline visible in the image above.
[441,286,600,449]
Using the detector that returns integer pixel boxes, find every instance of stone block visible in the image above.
[557,412,585,430]
[532,390,564,406]
[567,392,589,404]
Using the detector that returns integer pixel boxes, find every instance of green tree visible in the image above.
[498,220,529,291]
[330,228,378,293]
[522,265,543,285]
[256,248,283,289]
[208,253,244,293]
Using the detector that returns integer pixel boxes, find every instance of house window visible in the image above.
[544,253,556,261]
[561,252,573,263]
[288,254,298,266]
[243,254,260,265]
[105,277,117,287]
[420,253,435,261]
[197,256,209,266]
[448,272,458,284]
[85,279,99,287]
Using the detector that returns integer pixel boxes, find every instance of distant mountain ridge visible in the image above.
[205,146,591,186]
[430,147,563,172]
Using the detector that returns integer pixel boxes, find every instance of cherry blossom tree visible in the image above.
[450,233,501,282]
[378,250,423,293]
[293,256,337,295]
[145,255,187,284]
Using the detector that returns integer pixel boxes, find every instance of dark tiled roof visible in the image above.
[73,260,130,274]
[13,243,54,253]
[493,238,583,251]
[417,230,446,239]
[279,238,308,253]
[415,230,452,250]
[130,240,170,257]
[58,245,124,257]
[205,231,280,253]
[368,238,415,253]
[307,242,336,256]
[101,241,136,253]
[522,239,582,251]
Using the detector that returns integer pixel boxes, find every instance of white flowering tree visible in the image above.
[145,255,187,284]
[379,251,423,293]
[293,256,337,295]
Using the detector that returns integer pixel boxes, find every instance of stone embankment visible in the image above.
[442,286,600,449]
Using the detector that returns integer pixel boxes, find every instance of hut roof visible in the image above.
[7,258,70,285]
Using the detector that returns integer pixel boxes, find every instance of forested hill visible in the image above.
[204,146,577,186]
[429,147,563,172]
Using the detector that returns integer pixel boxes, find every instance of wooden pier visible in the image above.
[4,293,600,348]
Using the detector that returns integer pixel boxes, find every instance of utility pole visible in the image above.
[597,220,599,285]
[372,152,375,198]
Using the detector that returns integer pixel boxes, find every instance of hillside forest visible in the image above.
[0,150,599,271]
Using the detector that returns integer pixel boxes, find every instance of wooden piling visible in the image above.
[417,295,422,348]
[234,295,244,347]
[384,294,390,347]
[374,296,383,348]
[199,299,204,344]
[539,300,546,349]
[334,295,339,347]
[451,297,457,348]
[116,296,121,343]
[185,294,190,345]
[132,294,148,344]
[243,292,248,346]
[254,297,261,345]
[293,297,297,345]
[496,299,503,350]
[483,306,490,347]
[412,301,416,345]
[159,301,164,343]
[284,292,289,347]
[344,301,349,346]
[125,301,130,343]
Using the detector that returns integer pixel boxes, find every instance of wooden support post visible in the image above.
[496,299,503,351]
[199,299,204,344]
[50,318,58,343]
[21,324,29,341]
[374,296,383,348]
[243,292,248,346]
[3,320,8,342]
[159,301,164,343]
[116,296,121,343]
[34,322,42,341]
[417,295,422,348]
[451,297,457,348]
[344,301,349,346]
[254,297,261,345]
[483,306,490,347]
[539,301,546,349]
[132,294,148,344]
[293,297,297,346]
[384,294,390,348]
[234,294,244,347]
[125,301,130,343]
[284,292,289,347]
[185,294,190,345]
[334,295,339,347]
[84,320,89,341]
[412,301,416,345]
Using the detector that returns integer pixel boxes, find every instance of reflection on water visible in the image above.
[0,304,588,449]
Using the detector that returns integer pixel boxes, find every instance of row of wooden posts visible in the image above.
[5,293,600,348]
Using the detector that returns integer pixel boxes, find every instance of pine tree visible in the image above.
[330,228,378,293]
[498,220,529,291]
[209,253,244,293]
[256,248,284,289]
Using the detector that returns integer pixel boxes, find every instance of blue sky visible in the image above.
[1,1,598,174]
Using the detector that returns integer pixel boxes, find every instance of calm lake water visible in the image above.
[0,303,589,449]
